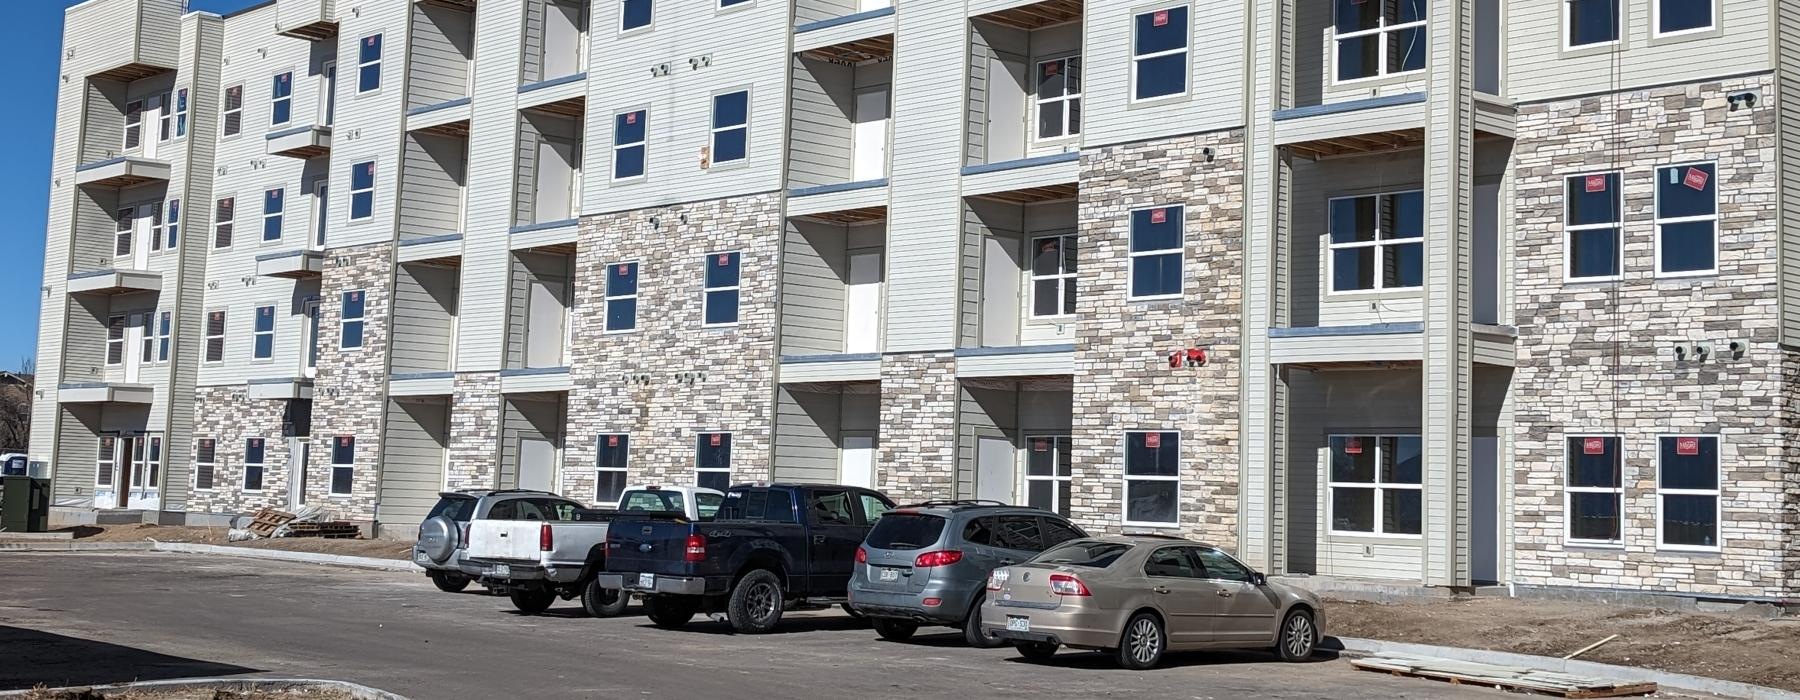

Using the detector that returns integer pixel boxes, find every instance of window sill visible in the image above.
[1121,520,1181,530]
[1126,92,1188,109]
[1562,541,1626,551]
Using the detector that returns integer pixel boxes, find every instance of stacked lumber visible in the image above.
[283,522,361,539]
[1352,654,1657,698]
[244,508,296,538]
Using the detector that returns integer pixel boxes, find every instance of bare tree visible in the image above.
[0,357,33,451]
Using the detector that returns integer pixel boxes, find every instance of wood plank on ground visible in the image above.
[1351,654,1657,698]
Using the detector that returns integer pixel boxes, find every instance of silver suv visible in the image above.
[847,501,1087,647]
[413,489,584,592]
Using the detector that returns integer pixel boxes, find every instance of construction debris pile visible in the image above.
[226,506,361,541]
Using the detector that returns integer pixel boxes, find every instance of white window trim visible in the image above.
[612,108,648,183]
[114,206,135,258]
[1028,234,1077,319]
[104,314,126,367]
[1655,434,1723,553]
[153,91,173,143]
[340,290,367,350]
[263,187,285,242]
[701,251,742,328]
[709,89,751,167]
[1121,430,1181,528]
[1651,0,1716,39]
[243,438,267,493]
[596,434,630,503]
[1034,55,1082,142]
[716,0,754,13]
[695,432,732,486]
[604,260,640,334]
[123,99,143,150]
[221,84,244,138]
[137,312,155,368]
[1563,171,1625,282]
[252,304,277,362]
[270,71,293,126]
[349,161,377,223]
[1325,190,1425,295]
[1330,5,1429,85]
[1653,161,1720,278]
[1129,6,1189,104]
[1564,433,1626,548]
[143,435,162,490]
[154,310,172,364]
[1023,434,1072,516]
[174,87,189,139]
[148,200,166,254]
[203,309,228,364]
[620,0,654,33]
[213,196,236,251]
[1324,433,1424,539]
[329,437,355,497]
[1126,204,1185,301]
[165,198,181,252]
[95,435,117,489]
[1562,0,1622,51]
[193,438,217,491]
[356,34,383,95]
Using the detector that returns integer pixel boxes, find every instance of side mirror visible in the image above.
[1249,572,1268,586]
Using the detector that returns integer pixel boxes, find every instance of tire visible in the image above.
[841,603,866,619]
[726,569,786,634]
[1015,641,1059,661]
[1275,608,1318,662]
[428,571,470,593]
[961,595,1006,648]
[509,588,556,615]
[644,596,698,629]
[872,618,919,641]
[1115,612,1167,669]
[581,578,630,618]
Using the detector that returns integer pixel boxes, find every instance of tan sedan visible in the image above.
[981,535,1323,669]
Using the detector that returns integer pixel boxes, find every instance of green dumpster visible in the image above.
[0,476,50,533]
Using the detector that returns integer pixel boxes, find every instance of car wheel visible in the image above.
[508,588,556,615]
[961,595,1005,648]
[428,571,469,593]
[1275,608,1318,662]
[727,569,786,634]
[1014,641,1059,661]
[644,596,698,629]
[581,578,630,618]
[872,618,919,641]
[1115,612,1166,669]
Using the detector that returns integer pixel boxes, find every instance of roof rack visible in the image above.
[895,499,1012,510]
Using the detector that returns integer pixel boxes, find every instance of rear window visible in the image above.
[621,490,686,513]
[866,513,947,551]
[717,489,796,522]
[696,492,724,519]
[428,496,477,522]
[1033,540,1133,569]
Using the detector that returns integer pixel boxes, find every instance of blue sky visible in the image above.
[0,0,263,373]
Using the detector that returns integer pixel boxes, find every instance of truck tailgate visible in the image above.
[467,520,545,562]
[605,517,700,577]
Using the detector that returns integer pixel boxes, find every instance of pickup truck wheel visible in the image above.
[727,569,785,634]
[509,588,556,614]
[645,596,698,629]
[961,594,1006,648]
[581,578,630,618]
[872,618,918,641]
[428,571,470,593]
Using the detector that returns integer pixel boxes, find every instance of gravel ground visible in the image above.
[60,523,412,560]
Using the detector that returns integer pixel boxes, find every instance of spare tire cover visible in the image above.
[419,516,458,563]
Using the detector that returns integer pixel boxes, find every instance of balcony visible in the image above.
[276,0,338,42]
[520,0,588,87]
[407,97,472,136]
[67,269,161,296]
[966,4,1084,167]
[74,156,170,189]
[794,4,895,54]
[390,261,460,375]
[513,108,583,232]
[956,380,1073,506]
[506,248,573,374]
[406,0,475,111]
[788,49,892,193]
[64,0,179,81]
[771,382,880,486]
[781,213,887,360]
[265,125,332,159]
[959,197,1077,352]
[255,250,325,279]
[246,376,314,401]
[398,129,469,246]
[58,381,154,405]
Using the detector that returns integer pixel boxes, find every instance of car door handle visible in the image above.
[1216,589,1233,598]
[1152,586,1171,594]
[999,559,1016,565]
[812,535,825,545]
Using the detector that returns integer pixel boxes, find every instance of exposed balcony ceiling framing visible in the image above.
[800,35,894,65]
[961,376,1074,392]
[969,182,1079,205]
[977,0,1084,30]
[524,95,586,119]
[793,205,888,225]
[1284,128,1426,160]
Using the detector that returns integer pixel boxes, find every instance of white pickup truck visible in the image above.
[460,485,725,616]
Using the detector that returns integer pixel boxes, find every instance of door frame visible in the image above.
[838,433,877,488]
[288,436,310,511]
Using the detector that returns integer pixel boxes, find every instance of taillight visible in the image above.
[855,546,868,564]
[1049,573,1090,596]
[457,523,470,549]
[986,569,1008,591]
[539,523,553,552]
[685,534,707,562]
[914,550,964,568]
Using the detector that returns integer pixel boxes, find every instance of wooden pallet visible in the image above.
[283,522,361,539]
[1352,654,1657,698]
[244,508,296,538]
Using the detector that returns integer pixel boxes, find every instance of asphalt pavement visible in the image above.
[0,552,1509,699]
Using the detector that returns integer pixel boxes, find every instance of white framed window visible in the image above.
[222,84,243,137]
[270,72,293,126]
[213,197,235,249]
[1654,0,1714,37]
[105,315,126,366]
[96,436,116,488]
[622,0,653,31]
[144,435,162,491]
[1130,6,1188,101]
[613,109,647,181]
[1565,435,1624,546]
[330,435,355,495]
[1334,0,1427,83]
[124,100,143,149]
[149,201,165,253]
[137,313,154,366]
[1565,172,1622,281]
[1657,435,1720,551]
[253,304,276,360]
[605,261,639,332]
[702,251,741,327]
[1327,190,1424,293]
[1654,162,1718,277]
[174,87,189,138]
[164,199,180,250]
[1025,435,1072,517]
[357,34,383,93]
[153,91,172,142]
[1326,435,1423,537]
[696,432,731,491]
[192,438,216,490]
[718,0,752,9]
[1123,431,1179,526]
[349,161,376,221]
[204,310,227,363]
[341,290,366,349]
[1035,56,1081,140]
[1029,235,1077,318]
[263,188,285,242]
[244,437,267,492]
[115,206,135,257]
[1128,205,1183,300]
[1566,0,1620,49]
[154,311,172,363]
[597,434,630,505]
[710,90,749,167]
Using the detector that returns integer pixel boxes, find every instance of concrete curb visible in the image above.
[0,676,408,699]
[0,540,421,572]
[0,541,152,552]
[1331,636,1800,700]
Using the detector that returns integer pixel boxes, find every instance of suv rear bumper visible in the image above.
[461,558,581,584]
[847,588,963,624]
[596,573,711,596]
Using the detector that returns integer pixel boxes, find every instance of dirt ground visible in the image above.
[1326,595,1800,691]
[20,686,356,700]
[60,523,412,561]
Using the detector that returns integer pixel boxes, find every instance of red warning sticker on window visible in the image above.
[1676,437,1700,456]
[607,435,619,448]
[710,433,723,447]
[1684,167,1709,191]
[1345,437,1363,455]
[1150,208,1167,224]
[1033,438,1049,452]
[1044,62,1059,76]
[616,263,630,276]
[717,253,731,266]
[339,436,353,447]
[1585,175,1607,193]
[1152,9,1169,26]
[1583,437,1606,455]
[625,112,638,125]
[1144,433,1161,449]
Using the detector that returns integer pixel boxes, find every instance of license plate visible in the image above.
[1007,616,1030,633]
[414,551,428,563]
[638,573,655,589]
[487,563,510,577]
[878,567,900,582]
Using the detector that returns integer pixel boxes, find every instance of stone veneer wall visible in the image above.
[563,194,782,500]
[1070,130,1245,544]
[307,242,393,521]
[875,352,959,503]
[445,372,501,490]
[1511,74,1794,597]
[187,386,294,514]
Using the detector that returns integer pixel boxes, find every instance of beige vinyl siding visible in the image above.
[498,394,565,490]
[389,263,458,373]
[53,405,103,502]
[324,0,409,250]
[1284,369,1423,579]
[772,387,843,483]
[377,397,450,537]
[884,2,969,352]
[786,57,856,189]
[794,0,859,25]
[504,251,570,370]
[1779,0,1800,345]
[398,131,467,240]
[1080,0,1247,148]
[406,2,474,110]
[79,80,127,165]
[958,385,1017,500]
[1508,0,1771,104]
[454,0,529,371]
[780,220,849,356]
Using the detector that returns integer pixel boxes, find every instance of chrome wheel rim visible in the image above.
[1284,615,1314,658]
[749,582,780,622]
[1128,619,1161,665]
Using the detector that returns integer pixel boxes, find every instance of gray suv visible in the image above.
[413,489,584,592]
[847,501,1087,646]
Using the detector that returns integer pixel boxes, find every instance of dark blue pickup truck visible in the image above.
[598,483,895,633]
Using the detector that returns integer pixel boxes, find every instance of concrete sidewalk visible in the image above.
[1,539,420,572]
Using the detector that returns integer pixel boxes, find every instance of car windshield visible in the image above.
[864,513,947,551]
[426,496,477,522]
[620,490,686,513]
[1033,540,1133,568]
